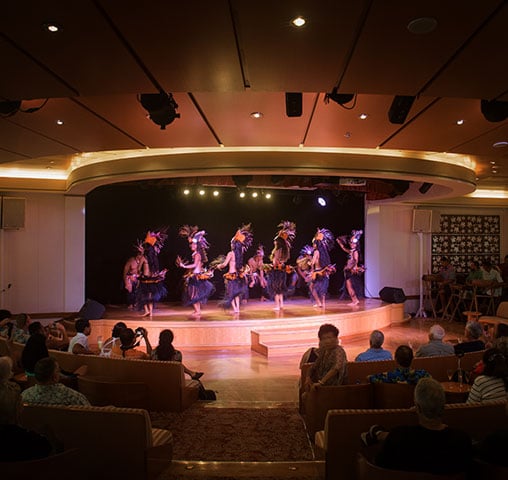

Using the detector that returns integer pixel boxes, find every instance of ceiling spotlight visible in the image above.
[213,190,219,197]
[490,161,496,164]
[239,192,246,198]
[481,99,508,122]
[183,189,190,195]
[456,119,464,125]
[56,119,64,125]
[317,196,327,207]
[265,193,272,199]
[250,112,263,119]
[252,192,259,198]
[493,141,508,148]
[418,182,433,194]
[139,92,180,130]
[359,113,368,120]
[198,189,205,196]
[324,88,355,107]
[291,16,306,27]
[407,17,438,35]
[43,23,61,33]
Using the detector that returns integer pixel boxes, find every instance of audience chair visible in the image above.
[470,281,500,316]
[422,274,440,318]
[442,284,468,322]
[471,458,508,480]
[372,383,415,409]
[357,453,466,480]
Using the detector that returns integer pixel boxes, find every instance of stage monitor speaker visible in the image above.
[412,209,440,233]
[388,95,415,124]
[285,92,302,117]
[1,197,25,229]
[379,287,406,304]
[78,299,105,320]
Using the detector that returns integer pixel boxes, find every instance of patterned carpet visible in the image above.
[150,403,315,462]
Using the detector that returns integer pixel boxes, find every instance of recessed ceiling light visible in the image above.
[344,132,352,139]
[359,113,368,120]
[183,189,190,195]
[239,192,246,198]
[250,112,263,119]
[407,17,438,35]
[265,193,272,199]
[490,161,496,164]
[493,141,508,148]
[56,119,64,125]
[199,189,205,196]
[252,192,258,198]
[213,190,219,197]
[291,16,306,27]
[44,23,61,33]
[492,170,498,174]
[456,119,464,125]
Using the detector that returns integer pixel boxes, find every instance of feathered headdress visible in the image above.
[137,227,168,254]
[350,229,363,244]
[231,223,254,252]
[299,245,314,257]
[256,244,265,258]
[274,220,296,247]
[313,228,335,252]
[179,225,210,250]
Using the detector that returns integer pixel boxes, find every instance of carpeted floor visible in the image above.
[150,403,315,462]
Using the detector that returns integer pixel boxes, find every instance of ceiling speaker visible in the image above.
[481,99,508,122]
[285,92,302,117]
[388,95,416,124]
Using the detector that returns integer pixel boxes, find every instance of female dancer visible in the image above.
[337,229,364,306]
[267,221,296,311]
[217,224,253,313]
[177,225,215,317]
[309,228,336,309]
[137,229,168,317]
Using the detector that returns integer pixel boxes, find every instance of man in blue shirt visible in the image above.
[355,330,393,362]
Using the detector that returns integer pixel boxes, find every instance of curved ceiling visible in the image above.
[0,1,507,203]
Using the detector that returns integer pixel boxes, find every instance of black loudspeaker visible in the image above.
[388,95,415,124]
[481,99,508,122]
[78,299,105,320]
[285,92,302,117]
[379,287,406,304]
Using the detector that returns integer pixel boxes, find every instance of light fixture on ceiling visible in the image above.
[418,182,433,194]
[43,22,62,33]
[481,99,508,122]
[324,88,355,109]
[198,189,205,196]
[183,189,190,195]
[407,17,438,35]
[56,119,64,125]
[359,113,368,120]
[456,119,464,125]
[250,111,263,119]
[252,192,259,198]
[139,92,180,130]
[291,16,306,27]
[213,190,220,197]
[492,141,508,148]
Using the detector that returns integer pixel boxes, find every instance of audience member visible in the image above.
[481,260,503,298]
[21,322,49,376]
[437,257,456,313]
[465,261,483,284]
[415,324,455,357]
[67,318,96,355]
[454,322,486,355]
[493,323,508,357]
[21,357,90,406]
[475,396,508,467]
[361,378,472,474]
[100,321,127,357]
[0,369,53,462]
[0,313,32,344]
[151,329,203,380]
[114,327,152,359]
[305,323,347,390]
[355,330,392,362]
[467,348,508,404]
[0,356,19,393]
[368,345,430,384]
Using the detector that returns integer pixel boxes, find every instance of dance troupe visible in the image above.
[123,221,364,317]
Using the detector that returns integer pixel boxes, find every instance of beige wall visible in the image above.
[0,192,85,314]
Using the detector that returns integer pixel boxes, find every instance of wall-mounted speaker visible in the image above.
[1,197,25,229]
[388,95,416,124]
[412,209,440,233]
[285,92,302,117]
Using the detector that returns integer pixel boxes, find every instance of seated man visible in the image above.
[112,327,152,359]
[355,330,393,362]
[361,378,472,474]
[415,324,455,357]
[305,323,347,390]
[437,256,456,313]
[368,345,430,384]
[0,368,53,462]
[481,260,503,297]
[67,318,96,355]
[21,357,90,406]
[454,321,485,355]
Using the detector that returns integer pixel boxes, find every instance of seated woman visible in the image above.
[100,322,127,357]
[152,329,203,380]
[304,323,347,390]
[467,348,508,403]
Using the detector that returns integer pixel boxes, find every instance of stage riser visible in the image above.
[87,303,405,353]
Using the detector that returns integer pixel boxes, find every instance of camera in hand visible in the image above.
[135,327,145,337]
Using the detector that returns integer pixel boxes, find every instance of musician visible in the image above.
[177,226,215,317]
[337,230,364,306]
[309,228,335,309]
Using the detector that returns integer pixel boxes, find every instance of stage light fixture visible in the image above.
[418,182,433,194]
[239,191,246,198]
[324,88,355,107]
[183,189,190,195]
[265,193,272,199]
[213,190,219,197]
[139,92,180,130]
[252,192,258,198]
[198,189,205,196]
[317,196,327,207]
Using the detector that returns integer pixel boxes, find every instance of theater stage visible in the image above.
[88,297,406,356]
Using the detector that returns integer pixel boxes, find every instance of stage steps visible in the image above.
[251,323,323,357]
